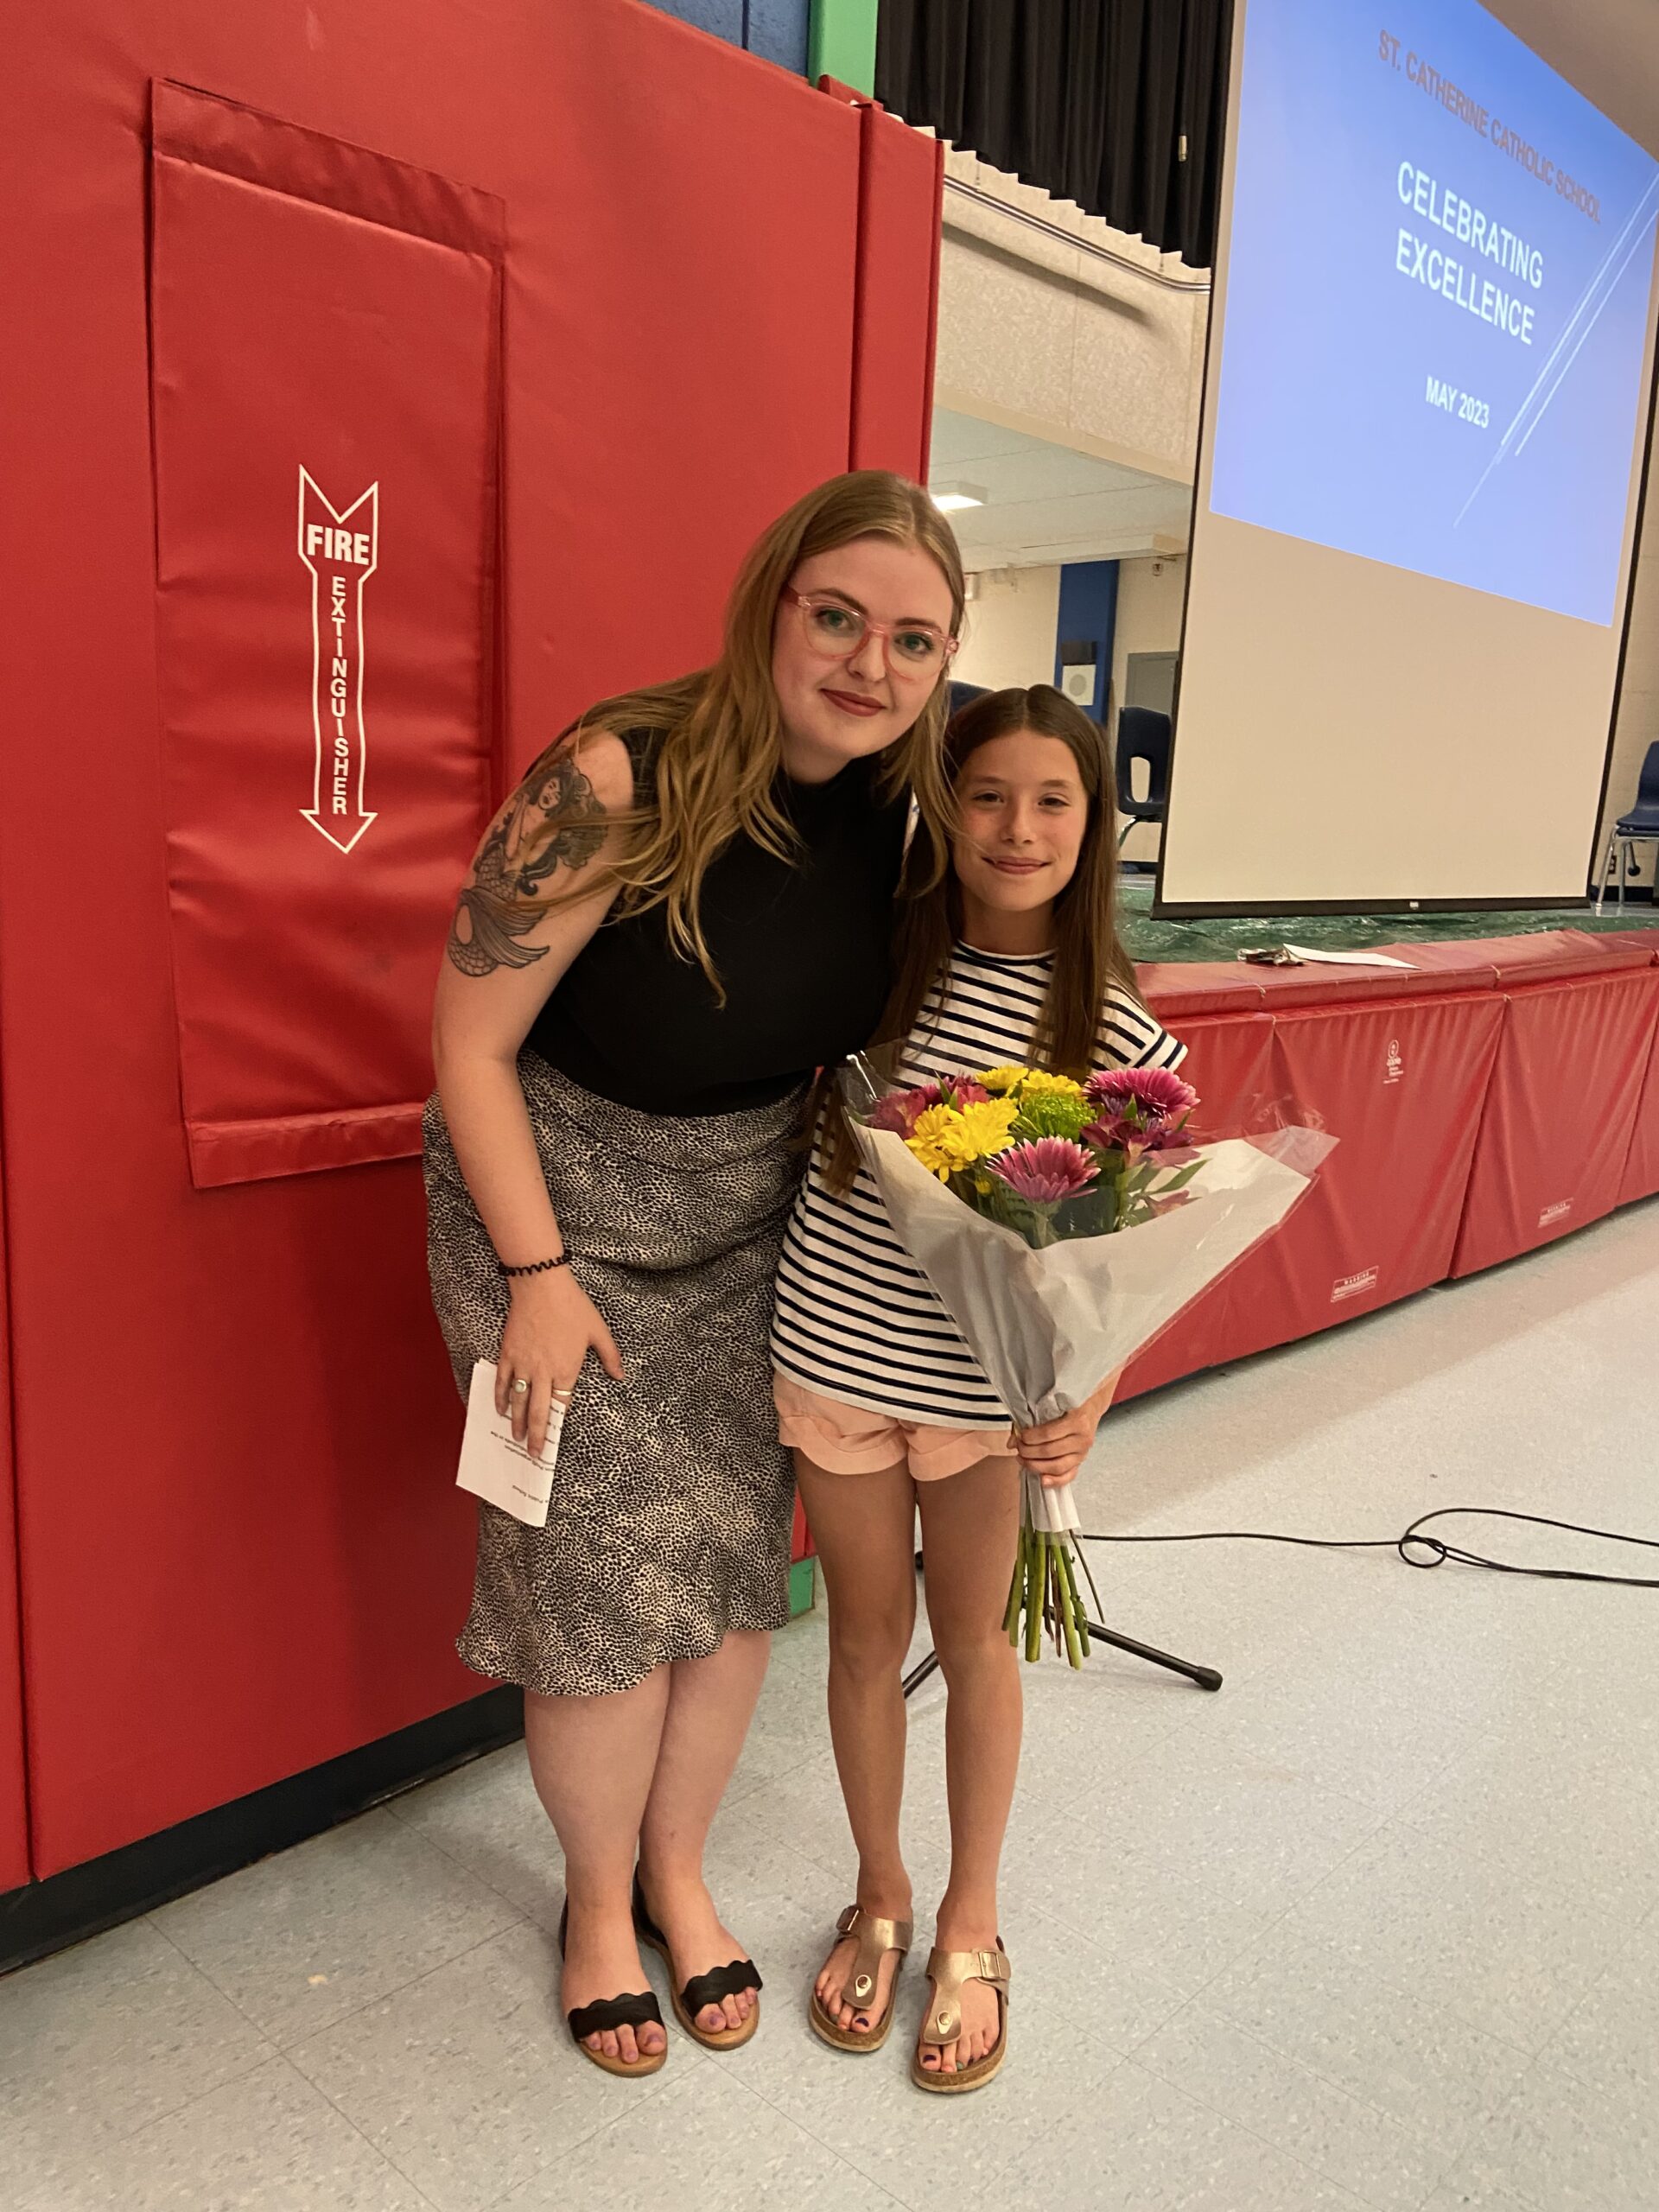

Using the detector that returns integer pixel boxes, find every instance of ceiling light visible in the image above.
[931,480,987,512]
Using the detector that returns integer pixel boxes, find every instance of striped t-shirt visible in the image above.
[771,943,1185,1428]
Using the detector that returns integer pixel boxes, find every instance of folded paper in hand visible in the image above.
[455,1359,564,1529]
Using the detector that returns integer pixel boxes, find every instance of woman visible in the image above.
[423,471,963,2077]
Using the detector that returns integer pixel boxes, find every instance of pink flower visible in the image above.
[988,1138,1099,1203]
[944,1076,991,1106]
[1084,1111,1185,1155]
[1085,1066,1198,1120]
[869,1083,941,1137]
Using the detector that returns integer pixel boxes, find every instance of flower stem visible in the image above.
[1003,1528,1025,1641]
[1053,1541,1084,1669]
[1024,1529,1045,1662]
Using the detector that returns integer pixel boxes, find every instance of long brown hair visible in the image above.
[822,683,1146,1192]
[524,471,964,986]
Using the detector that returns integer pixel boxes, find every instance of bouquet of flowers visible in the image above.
[841,1052,1334,1665]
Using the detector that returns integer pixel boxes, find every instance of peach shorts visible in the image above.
[773,1373,1017,1483]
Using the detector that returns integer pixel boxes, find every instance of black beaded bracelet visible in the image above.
[499,1252,571,1278]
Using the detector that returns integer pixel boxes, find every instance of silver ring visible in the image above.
[510,1377,530,1395]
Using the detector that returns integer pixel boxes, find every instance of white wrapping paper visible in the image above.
[848,1122,1334,1536]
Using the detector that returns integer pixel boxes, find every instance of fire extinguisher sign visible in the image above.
[297,467,378,853]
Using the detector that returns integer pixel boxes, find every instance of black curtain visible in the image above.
[874,0,1231,270]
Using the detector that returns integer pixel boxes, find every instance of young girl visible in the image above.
[770,684,1185,2094]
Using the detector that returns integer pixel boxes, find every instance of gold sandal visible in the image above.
[808,1904,912,2052]
[912,1942,1011,2094]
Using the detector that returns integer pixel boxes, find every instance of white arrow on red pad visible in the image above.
[297,468,379,854]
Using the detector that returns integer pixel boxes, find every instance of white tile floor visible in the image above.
[5,1197,1657,2211]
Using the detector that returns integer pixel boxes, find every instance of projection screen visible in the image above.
[1158,0,1659,913]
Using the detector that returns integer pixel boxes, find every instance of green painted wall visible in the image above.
[788,1555,817,1615]
[808,0,878,96]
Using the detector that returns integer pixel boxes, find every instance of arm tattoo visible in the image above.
[446,741,612,977]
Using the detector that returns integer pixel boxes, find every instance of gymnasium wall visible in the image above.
[953,568,1064,691]
[646,0,812,74]
[935,149,1210,486]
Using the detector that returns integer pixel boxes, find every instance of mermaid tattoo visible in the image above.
[446,739,610,976]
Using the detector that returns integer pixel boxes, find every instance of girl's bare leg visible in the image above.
[795,1453,919,2034]
[915,1455,1023,2075]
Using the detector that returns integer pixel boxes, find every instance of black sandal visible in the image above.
[632,1872,763,2050]
[558,1901,667,2077]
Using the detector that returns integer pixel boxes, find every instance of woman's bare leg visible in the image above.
[524,1672,671,2064]
[637,1628,772,2034]
[915,1455,1023,2075]
[796,1454,919,2035]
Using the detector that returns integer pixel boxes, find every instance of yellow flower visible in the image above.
[977,1065,1027,1096]
[905,1099,1019,1179]
[1019,1071,1086,1099]
[905,1105,964,1179]
[955,1098,1021,1160]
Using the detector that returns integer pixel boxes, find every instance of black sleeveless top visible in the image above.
[527,734,908,1116]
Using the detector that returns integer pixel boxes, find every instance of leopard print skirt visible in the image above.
[423,1052,806,1699]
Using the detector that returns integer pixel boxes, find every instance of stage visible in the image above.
[1114,918,1659,1405]
[1118,876,1656,964]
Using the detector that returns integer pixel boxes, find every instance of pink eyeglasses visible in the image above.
[787,591,959,680]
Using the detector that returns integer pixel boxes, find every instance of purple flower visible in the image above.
[1085,1066,1198,1120]
[988,1138,1099,1204]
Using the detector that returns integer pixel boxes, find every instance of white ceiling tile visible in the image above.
[930,406,1194,569]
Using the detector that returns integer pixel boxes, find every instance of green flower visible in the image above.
[1012,1091,1094,1144]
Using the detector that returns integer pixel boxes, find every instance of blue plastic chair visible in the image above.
[1595,741,1659,912]
[1115,706,1172,852]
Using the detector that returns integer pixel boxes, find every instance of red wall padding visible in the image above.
[1452,969,1659,1278]
[150,85,505,1186]
[1116,1014,1274,1402]
[0,0,886,1878]
[845,98,944,477]
[1209,994,1507,1363]
[0,1135,28,1892]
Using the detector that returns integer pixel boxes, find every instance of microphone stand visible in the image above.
[899,1549,1223,1696]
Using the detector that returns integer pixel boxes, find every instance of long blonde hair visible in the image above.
[525,470,964,984]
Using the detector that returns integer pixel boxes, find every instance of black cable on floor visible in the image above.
[1073,1508,1659,1589]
